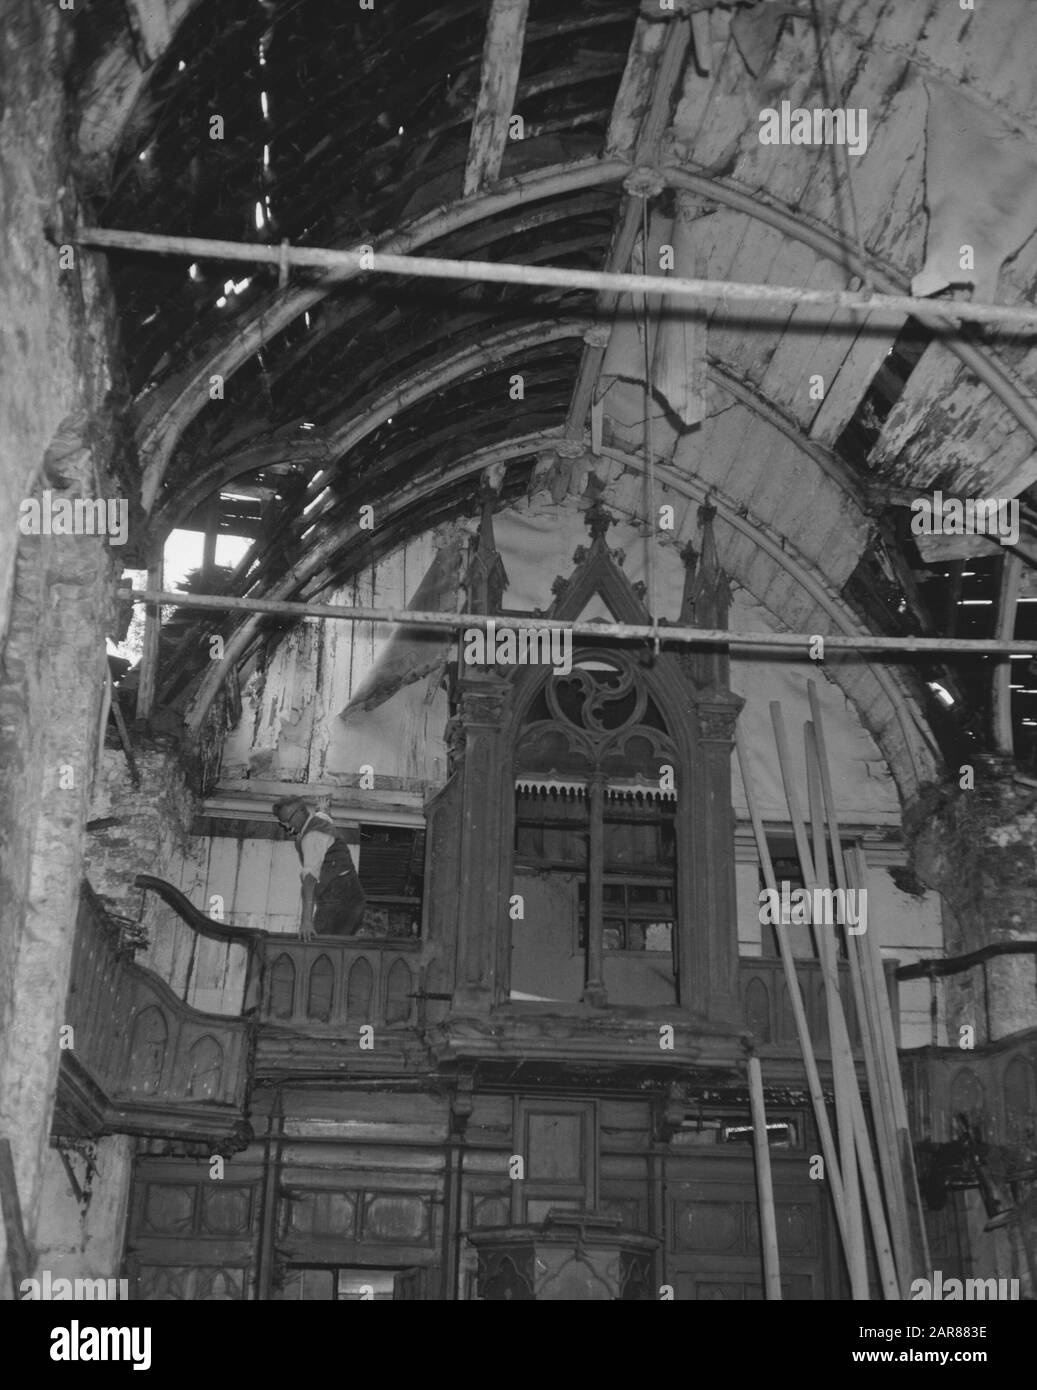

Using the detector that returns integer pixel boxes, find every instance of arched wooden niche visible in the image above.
[511,651,681,1008]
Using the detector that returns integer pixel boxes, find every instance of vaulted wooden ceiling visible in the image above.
[71,0,1037,797]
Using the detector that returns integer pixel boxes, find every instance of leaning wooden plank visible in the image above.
[807,682,914,1287]
[778,705,896,1298]
[735,730,862,1297]
[804,722,867,1287]
[847,843,933,1277]
[463,0,530,197]
[769,700,869,1297]
[605,16,668,160]
[747,1052,783,1299]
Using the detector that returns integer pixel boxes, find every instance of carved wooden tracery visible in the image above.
[515,652,677,788]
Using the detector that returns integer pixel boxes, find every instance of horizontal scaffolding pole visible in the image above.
[80,225,1037,334]
[121,588,1037,657]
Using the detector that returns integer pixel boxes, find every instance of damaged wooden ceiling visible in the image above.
[70,0,1037,794]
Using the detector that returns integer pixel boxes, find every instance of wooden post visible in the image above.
[747,1053,782,1300]
[452,680,510,1013]
[583,775,607,1007]
[135,555,164,720]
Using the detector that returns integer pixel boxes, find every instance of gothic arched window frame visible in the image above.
[511,647,681,1004]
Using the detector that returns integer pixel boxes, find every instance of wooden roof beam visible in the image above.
[124,0,174,67]
[463,0,530,198]
[129,156,627,512]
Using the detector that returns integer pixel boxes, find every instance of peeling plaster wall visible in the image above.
[32,1137,135,1291]
[221,531,451,790]
[0,6,123,1296]
[85,744,197,923]
[907,768,1037,1043]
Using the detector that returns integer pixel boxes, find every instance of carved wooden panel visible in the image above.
[477,1245,535,1300]
[128,1007,167,1096]
[527,1113,583,1183]
[362,1193,431,1244]
[1003,1055,1035,1147]
[780,982,796,1043]
[535,1247,614,1300]
[200,1185,252,1235]
[949,1067,985,1127]
[384,958,412,1024]
[672,1192,820,1260]
[269,954,296,1019]
[140,1179,259,1241]
[743,976,771,1043]
[184,1036,223,1100]
[195,1268,246,1300]
[136,1265,188,1300]
[674,1200,741,1253]
[137,1265,247,1300]
[294,1190,357,1239]
[307,954,335,1022]
[348,957,374,1021]
[746,1202,816,1257]
[618,1249,654,1300]
[471,1195,510,1228]
[143,1183,196,1235]
[277,1267,336,1300]
[283,1189,359,1239]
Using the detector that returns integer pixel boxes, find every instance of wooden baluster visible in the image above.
[583,776,607,1007]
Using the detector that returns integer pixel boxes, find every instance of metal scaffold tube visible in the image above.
[80,225,1037,333]
[120,588,1037,657]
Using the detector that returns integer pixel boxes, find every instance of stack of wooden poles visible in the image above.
[737,680,931,1299]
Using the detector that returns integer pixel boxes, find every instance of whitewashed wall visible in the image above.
[220,530,453,788]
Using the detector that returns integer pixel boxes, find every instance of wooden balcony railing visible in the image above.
[56,882,255,1145]
[895,944,1036,1148]
[899,1031,1037,1148]
[258,937,423,1030]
